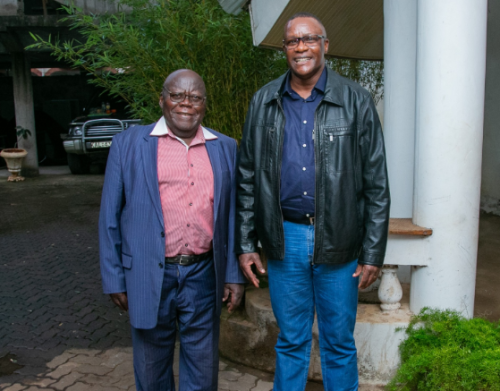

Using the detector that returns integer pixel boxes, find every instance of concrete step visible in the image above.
[220,286,412,385]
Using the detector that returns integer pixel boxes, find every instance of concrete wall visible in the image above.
[482,0,500,215]
[0,0,18,16]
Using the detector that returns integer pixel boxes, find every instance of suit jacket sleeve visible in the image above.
[357,95,391,267]
[225,139,247,283]
[99,136,127,293]
[235,94,259,255]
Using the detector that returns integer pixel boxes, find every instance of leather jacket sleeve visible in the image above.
[235,94,259,255]
[357,96,391,267]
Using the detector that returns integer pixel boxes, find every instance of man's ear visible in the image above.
[159,95,164,108]
[323,38,329,54]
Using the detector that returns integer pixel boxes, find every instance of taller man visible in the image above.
[236,13,390,391]
[100,69,245,391]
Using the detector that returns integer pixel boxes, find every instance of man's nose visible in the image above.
[179,96,193,106]
[295,39,308,52]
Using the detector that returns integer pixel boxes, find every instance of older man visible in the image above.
[236,13,390,391]
[99,69,245,391]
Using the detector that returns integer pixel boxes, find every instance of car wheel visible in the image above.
[67,153,90,175]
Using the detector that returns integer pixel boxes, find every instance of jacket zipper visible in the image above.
[276,95,286,259]
[311,108,318,265]
[311,97,325,266]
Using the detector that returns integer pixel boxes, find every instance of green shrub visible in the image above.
[388,308,500,391]
[30,0,287,139]
[29,0,383,139]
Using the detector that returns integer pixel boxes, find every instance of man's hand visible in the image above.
[238,253,266,288]
[223,284,245,313]
[110,292,128,311]
[353,265,380,290]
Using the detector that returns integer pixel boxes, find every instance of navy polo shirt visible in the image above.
[280,67,327,221]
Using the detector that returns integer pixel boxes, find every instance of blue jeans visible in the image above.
[131,257,218,391]
[268,221,359,391]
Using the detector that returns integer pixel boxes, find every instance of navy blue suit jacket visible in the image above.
[99,122,245,329]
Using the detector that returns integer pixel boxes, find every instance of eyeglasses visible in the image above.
[283,35,327,50]
[164,90,205,106]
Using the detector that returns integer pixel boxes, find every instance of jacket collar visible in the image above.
[149,116,218,140]
[264,68,344,107]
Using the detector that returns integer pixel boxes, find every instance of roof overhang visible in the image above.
[218,0,248,15]
[248,0,383,60]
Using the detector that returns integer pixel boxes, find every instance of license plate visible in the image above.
[90,141,112,149]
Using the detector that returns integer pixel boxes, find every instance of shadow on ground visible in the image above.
[0,168,132,385]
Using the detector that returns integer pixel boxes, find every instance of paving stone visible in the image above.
[66,349,101,357]
[80,313,99,325]
[12,365,48,377]
[69,354,103,365]
[98,347,133,368]
[78,373,120,385]
[3,384,27,391]
[67,382,122,391]
[46,362,80,379]
[46,352,77,369]
[218,370,244,382]
[72,364,114,376]
[234,373,258,390]
[51,372,84,391]
[110,374,136,390]
[108,361,134,379]
[251,380,274,391]
[219,361,228,371]
[24,377,57,387]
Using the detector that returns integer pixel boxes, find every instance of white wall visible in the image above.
[482,0,500,215]
[0,0,18,16]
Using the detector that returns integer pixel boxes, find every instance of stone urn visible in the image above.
[0,148,28,182]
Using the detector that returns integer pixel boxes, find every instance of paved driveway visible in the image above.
[0,167,284,391]
[2,166,497,391]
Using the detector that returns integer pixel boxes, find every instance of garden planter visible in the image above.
[0,148,28,182]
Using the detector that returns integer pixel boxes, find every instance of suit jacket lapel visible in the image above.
[205,139,221,227]
[141,133,164,228]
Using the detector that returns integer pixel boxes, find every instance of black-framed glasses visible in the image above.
[283,34,327,50]
[165,90,206,106]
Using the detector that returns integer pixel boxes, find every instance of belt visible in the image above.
[284,216,315,225]
[164,249,213,266]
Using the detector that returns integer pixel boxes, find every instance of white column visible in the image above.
[411,0,487,317]
[12,51,39,177]
[383,0,417,218]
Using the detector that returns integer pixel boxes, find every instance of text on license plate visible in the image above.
[90,141,112,149]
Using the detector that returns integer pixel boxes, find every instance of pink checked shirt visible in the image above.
[150,117,216,257]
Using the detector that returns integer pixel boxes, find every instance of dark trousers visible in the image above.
[131,257,219,391]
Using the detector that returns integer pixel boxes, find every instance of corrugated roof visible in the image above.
[252,0,383,60]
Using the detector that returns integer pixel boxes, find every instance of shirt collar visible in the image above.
[150,116,217,140]
[283,66,327,97]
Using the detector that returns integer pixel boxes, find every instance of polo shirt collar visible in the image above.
[265,68,344,107]
[150,116,217,140]
[283,66,327,97]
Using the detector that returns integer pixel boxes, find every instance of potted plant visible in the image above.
[0,126,31,182]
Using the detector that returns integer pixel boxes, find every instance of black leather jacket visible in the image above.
[236,69,390,267]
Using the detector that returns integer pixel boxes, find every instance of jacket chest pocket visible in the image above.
[254,126,276,170]
[323,127,355,173]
